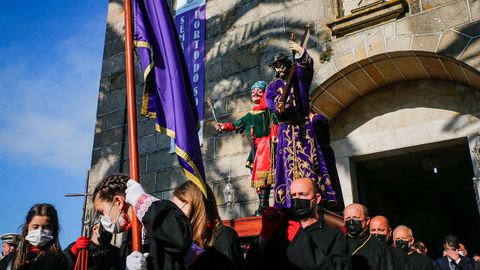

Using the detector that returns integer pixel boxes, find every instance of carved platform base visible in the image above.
[223,211,344,238]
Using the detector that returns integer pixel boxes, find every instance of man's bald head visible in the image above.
[370,215,392,241]
[291,178,320,202]
[344,203,369,221]
[290,178,321,223]
[343,203,370,238]
[393,225,414,252]
[370,216,392,241]
[370,215,390,227]
[393,225,413,240]
[291,178,318,195]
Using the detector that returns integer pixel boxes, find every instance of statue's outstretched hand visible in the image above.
[214,123,224,131]
[216,122,236,132]
[288,40,304,57]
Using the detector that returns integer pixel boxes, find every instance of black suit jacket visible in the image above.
[435,256,475,270]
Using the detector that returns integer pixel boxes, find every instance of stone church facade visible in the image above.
[89,0,480,225]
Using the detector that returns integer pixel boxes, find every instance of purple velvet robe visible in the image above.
[266,50,337,208]
[311,113,345,211]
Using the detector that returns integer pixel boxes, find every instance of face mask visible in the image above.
[372,234,388,244]
[395,240,410,252]
[96,225,113,246]
[100,202,127,234]
[290,198,314,220]
[459,251,464,257]
[345,219,364,237]
[26,229,53,247]
[95,224,113,246]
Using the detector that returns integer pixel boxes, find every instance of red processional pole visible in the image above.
[123,0,142,252]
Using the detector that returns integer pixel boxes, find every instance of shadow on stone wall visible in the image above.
[439,19,480,133]
[436,21,480,70]
[401,4,480,136]
[317,0,480,148]
[331,80,480,139]
[188,0,335,217]
[95,0,480,217]
[92,0,338,218]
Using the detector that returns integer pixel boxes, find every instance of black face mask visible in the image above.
[290,198,314,220]
[395,240,410,252]
[345,219,364,237]
[372,234,388,244]
[97,226,113,247]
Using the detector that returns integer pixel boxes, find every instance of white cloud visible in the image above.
[0,21,105,175]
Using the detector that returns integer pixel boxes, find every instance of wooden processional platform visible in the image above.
[223,211,344,238]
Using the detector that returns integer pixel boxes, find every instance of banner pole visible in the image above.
[123,0,142,252]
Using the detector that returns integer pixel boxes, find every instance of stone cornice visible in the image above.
[327,0,409,37]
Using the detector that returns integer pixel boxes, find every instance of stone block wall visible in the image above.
[312,0,480,92]
[90,0,338,218]
[89,0,480,218]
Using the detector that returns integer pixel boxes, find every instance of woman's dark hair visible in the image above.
[14,203,62,269]
[92,174,129,203]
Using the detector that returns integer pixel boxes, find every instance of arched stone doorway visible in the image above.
[311,51,480,120]
[310,51,480,257]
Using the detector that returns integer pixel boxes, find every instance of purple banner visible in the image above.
[134,0,208,196]
[175,4,205,125]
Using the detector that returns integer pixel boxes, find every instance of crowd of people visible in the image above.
[0,174,478,270]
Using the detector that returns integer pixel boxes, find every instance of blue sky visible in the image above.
[0,2,108,247]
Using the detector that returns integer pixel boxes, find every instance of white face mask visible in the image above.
[459,251,465,257]
[100,202,126,234]
[26,229,53,247]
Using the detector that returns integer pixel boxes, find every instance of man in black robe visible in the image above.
[247,178,348,270]
[393,225,434,270]
[370,216,407,270]
[369,216,392,246]
[344,204,390,270]
[286,178,349,270]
